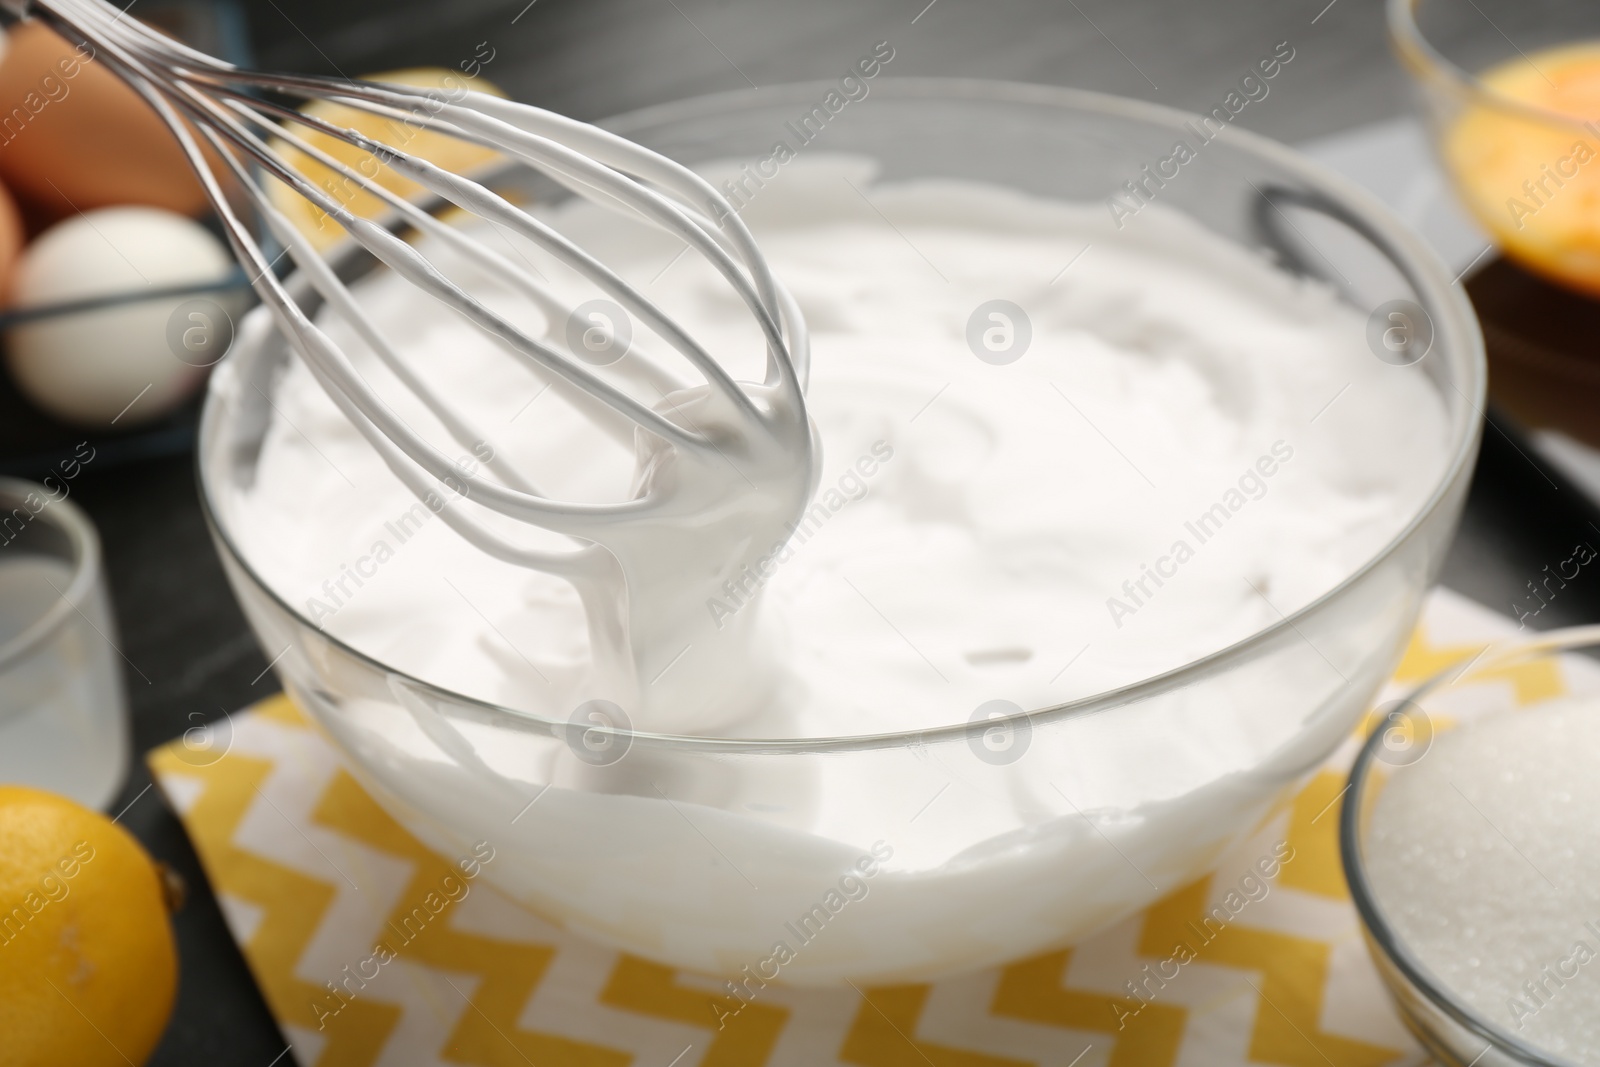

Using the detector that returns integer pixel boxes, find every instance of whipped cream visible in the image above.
[225,156,1451,981]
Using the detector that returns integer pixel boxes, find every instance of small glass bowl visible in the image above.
[1340,623,1600,1067]
[1388,0,1600,297]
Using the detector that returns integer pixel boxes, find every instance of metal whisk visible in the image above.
[6,0,817,706]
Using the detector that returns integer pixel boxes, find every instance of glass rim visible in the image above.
[198,76,1486,754]
[1339,623,1600,1067]
[0,475,101,669]
[1387,0,1600,136]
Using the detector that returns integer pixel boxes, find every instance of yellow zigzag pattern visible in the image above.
[1391,625,1563,702]
[994,947,1185,1067]
[151,719,398,1064]
[152,695,631,1067]
[1128,771,1407,1067]
[984,776,1396,1067]
[601,956,787,1065]
[1134,877,1398,1067]
[839,984,1033,1067]
[314,771,630,1067]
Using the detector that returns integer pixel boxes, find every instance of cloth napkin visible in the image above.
[150,587,1574,1067]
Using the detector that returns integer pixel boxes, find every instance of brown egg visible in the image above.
[0,177,22,296]
[0,21,211,220]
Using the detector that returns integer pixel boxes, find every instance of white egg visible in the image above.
[5,206,237,428]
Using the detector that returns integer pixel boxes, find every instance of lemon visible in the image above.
[0,785,178,1067]
[267,67,507,248]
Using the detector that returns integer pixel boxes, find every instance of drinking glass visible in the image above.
[0,476,130,811]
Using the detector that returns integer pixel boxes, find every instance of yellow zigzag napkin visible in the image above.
[149,588,1571,1067]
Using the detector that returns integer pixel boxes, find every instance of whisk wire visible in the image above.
[15,0,819,691]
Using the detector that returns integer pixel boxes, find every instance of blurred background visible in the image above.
[246,0,1402,140]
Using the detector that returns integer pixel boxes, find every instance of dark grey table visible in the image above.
[55,0,1600,1062]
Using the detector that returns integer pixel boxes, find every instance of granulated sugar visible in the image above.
[1366,699,1600,1063]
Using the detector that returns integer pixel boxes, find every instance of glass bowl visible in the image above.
[1340,625,1600,1067]
[1389,0,1600,296]
[198,79,1485,986]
